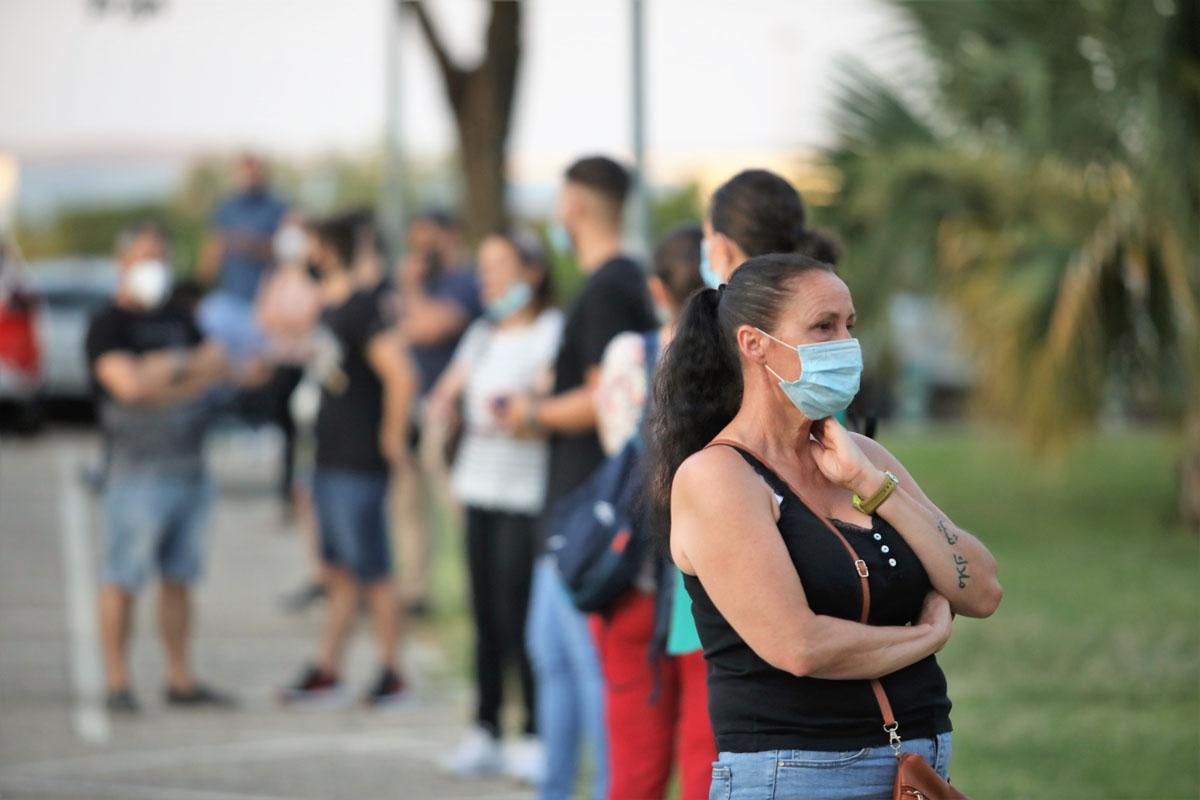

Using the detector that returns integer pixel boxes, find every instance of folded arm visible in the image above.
[671,446,952,681]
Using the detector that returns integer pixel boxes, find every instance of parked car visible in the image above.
[26,258,119,402]
[0,245,42,431]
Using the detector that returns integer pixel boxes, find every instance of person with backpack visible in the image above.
[494,156,658,800]
[589,224,716,800]
[426,231,562,784]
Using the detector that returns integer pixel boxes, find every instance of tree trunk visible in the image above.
[406,1,520,245]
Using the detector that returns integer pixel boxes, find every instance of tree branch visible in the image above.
[484,1,522,138]
[403,0,467,111]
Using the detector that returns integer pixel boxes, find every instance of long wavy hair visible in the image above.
[645,253,836,551]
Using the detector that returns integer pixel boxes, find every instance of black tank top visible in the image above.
[682,445,952,752]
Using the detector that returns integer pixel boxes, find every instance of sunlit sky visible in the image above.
[1,0,917,156]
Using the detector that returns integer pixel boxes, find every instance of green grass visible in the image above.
[420,426,1200,799]
[879,426,1200,799]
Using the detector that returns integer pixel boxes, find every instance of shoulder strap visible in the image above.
[703,437,899,733]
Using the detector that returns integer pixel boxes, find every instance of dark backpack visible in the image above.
[548,332,658,613]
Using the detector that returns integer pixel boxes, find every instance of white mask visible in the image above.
[126,259,172,309]
[273,225,308,265]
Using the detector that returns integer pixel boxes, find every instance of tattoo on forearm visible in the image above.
[952,553,971,589]
[937,518,959,546]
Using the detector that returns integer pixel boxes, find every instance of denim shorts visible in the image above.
[312,468,391,581]
[103,473,215,590]
[710,732,952,800]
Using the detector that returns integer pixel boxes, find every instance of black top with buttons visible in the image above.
[682,446,952,752]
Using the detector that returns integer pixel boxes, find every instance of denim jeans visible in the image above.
[103,473,214,590]
[710,732,952,800]
[526,556,608,800]
[312,469,391,581]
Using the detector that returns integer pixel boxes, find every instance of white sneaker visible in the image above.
[503,735,545,787]
[439,726,503,777]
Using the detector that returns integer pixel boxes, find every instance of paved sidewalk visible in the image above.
[0,431,534,800]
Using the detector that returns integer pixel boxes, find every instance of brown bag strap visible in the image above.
[704,438,900,734]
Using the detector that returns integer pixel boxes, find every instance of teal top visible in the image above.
[666,567,702,655]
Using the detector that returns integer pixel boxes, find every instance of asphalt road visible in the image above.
[0,429,534,800]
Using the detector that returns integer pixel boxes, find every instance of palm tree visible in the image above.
[824,0,1200,529]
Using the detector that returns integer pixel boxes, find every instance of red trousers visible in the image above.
[590,590,716,800]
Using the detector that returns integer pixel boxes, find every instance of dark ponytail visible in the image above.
[646,253,836,549]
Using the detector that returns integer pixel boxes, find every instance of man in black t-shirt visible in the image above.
[86,222,244,713]
[497,156,657,799]
[280,212,418,707]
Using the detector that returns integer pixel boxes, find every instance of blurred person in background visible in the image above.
[256,212,327,611]
[699,169,841,290]
[87,221,258,713]
[392,210,483,617]
[494,156,658,800]
[255,212,321,515]
[427,230,562,784]
[591,224,715,800]
[197,153,288,362]
[280,213,416,707]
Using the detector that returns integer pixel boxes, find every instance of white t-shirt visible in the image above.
[451,309,564,514]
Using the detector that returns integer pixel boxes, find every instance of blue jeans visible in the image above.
[312,469,391,582]
[103,473,214,590]
[526,556,608,800]
[710,733,952,800]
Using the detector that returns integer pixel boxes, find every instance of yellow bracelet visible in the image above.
[853,470,899,516]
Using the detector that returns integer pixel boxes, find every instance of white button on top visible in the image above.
[873,533,882,541]
[888,558,897,567]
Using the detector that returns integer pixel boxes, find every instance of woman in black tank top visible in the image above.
[645,254,1002,800]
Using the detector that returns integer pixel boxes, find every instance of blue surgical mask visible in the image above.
[700,238,722,289]
[756,328,862,420]
[547,222,573,257]
[486,280,533,321]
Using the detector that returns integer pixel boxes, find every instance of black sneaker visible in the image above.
[363,666,408,708]
[165,683,238,710]
[105,688,140,714]
[279,664,345,706]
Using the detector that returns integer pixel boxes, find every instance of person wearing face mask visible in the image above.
[494,156,658,800]
[85,222,248,714]
[426,231,562,784]
[591,224,716,800]
[645,254,1003,799]
[392,210,484,618]
[699,168,842,290]
[255,212,322,515]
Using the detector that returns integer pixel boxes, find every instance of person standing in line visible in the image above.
[427,231,562,784]
[591,224,715,800]
[495,156,659,800]
[256,213,321,516]
[196,153,288,362]
[87,222,257,713]
[393,210,483,617]
[698,168,841,290]
[280,213,416,706]
[647,254,1002,799]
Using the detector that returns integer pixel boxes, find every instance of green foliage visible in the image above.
[824,0,1200,455]
[650,182,704,242]
[881,426,1199,798]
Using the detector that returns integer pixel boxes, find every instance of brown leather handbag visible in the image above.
[707,439,970,800]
